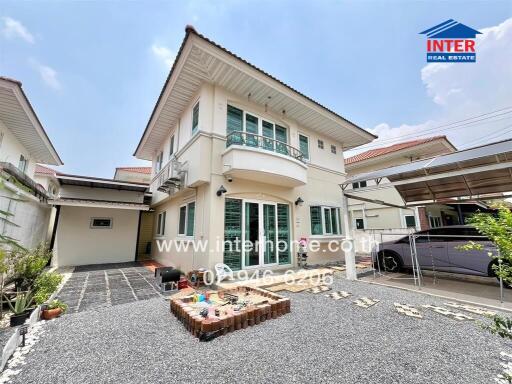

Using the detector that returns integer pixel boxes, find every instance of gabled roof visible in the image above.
[134,26,376,160]
[420,19,482,39]
[0,76,63,165]
[115,166,151,175]
[345,136,457,166]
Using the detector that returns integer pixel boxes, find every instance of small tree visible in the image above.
[458,203,512,284]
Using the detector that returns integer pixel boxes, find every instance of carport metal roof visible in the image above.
[342,139,512,204]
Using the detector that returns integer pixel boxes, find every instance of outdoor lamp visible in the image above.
[295,197,304,206]
[217,185,227,197]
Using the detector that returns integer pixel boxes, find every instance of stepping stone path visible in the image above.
[329,266,346,272]
[325,291,351,300]
[353,297,380,308]
[394,303,423,319]
[307,285,332,294]
[422,304,474,321]
[444,302,496,316]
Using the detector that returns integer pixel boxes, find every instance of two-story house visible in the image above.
[0,76,63,248]
[134,27,376,272]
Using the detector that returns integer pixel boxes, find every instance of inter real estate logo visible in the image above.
[420,19,481,63]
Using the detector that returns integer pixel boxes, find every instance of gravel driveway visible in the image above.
[7,277,510,383]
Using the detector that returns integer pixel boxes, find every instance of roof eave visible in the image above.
[134,26,376,160]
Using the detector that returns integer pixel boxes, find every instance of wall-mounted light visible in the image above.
[295,197,304,206]
[217,185,227,197]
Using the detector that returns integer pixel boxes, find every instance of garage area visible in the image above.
[49,174,150,267]
[342,139,512,307]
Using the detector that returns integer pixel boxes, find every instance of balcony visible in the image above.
[222,131,308,187]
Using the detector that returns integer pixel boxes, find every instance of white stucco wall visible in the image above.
[52,206,140,267]
[0,185,51,249]
[0,120,36,178]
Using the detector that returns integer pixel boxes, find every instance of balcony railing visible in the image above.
[226,131,305,163]
[0,162,47,200]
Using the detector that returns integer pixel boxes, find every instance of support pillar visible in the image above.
[341,192,357,280]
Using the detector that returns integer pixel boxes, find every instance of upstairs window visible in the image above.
[331,145,337,154]
[299,134,309,160]
[192,102,199,134]
[355,218,365,230]
[352,181,367,189]
[179,202,196,237]
[155,152,163,172]
[227,105,243,135]
[169,135,175,158]
[318,140,324,149]
[18,155,28,173]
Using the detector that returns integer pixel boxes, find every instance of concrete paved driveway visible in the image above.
[56,262,162,313]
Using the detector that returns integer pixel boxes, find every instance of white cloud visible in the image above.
[29,59,61,90]
[1,16,34,43]
[349,18,512,155]
[151,43,176,68]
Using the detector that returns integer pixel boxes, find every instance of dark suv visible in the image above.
[375,225,500,280]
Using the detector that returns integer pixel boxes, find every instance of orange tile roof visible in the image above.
[35,164,60,176]
[115,167,152,174]
[345,136,453,165]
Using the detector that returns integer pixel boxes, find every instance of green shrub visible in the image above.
[12,244,52,290]
[33,271,63,305]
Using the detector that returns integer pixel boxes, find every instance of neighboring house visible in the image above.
[49,173,150,267]
[114,166,152,184]
[0,77,63,249]
[134,26,376,272]
[344,136,488,253]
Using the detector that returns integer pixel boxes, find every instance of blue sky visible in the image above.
[1,0,511,177]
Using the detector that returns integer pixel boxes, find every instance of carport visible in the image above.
[339,138,512,284]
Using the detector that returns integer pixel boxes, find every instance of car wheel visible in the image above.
[489,260,512,289]
[378,251,403,273]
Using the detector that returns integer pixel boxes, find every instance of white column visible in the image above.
[341,192,357,280]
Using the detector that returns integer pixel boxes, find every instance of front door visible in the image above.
[243,201,278,268]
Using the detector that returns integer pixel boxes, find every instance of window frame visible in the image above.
[298,133,310,161]
[169,135,175,158]
[156,211,166,236]
[90,217,113,229]
[226,104,289,146]
[310,205,342,236]
[18,155,28,173]
[330,144,337,154]
[355,218,365,230]
[192,101,200,134]
[318,139,324,149]
[352,180,367,189]
[404,215,416,228]
[178,201,196,237]
[429,216,442,228]
[155,152,163,173]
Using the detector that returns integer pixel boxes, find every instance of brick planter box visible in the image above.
[170,286,291,341]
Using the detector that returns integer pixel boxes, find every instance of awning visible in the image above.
[342,139,512,204]
[49,198,150,211]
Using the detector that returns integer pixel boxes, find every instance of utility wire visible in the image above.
[353,106,512,151]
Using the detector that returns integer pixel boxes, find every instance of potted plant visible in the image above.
[5,290,33,327]
[41,299,67,320]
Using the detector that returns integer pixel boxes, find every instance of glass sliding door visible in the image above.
[224,199,242,270]
[263,204,277,265]
[277,204,290,264]
[225,199,291,269]
[244,202,260,267]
